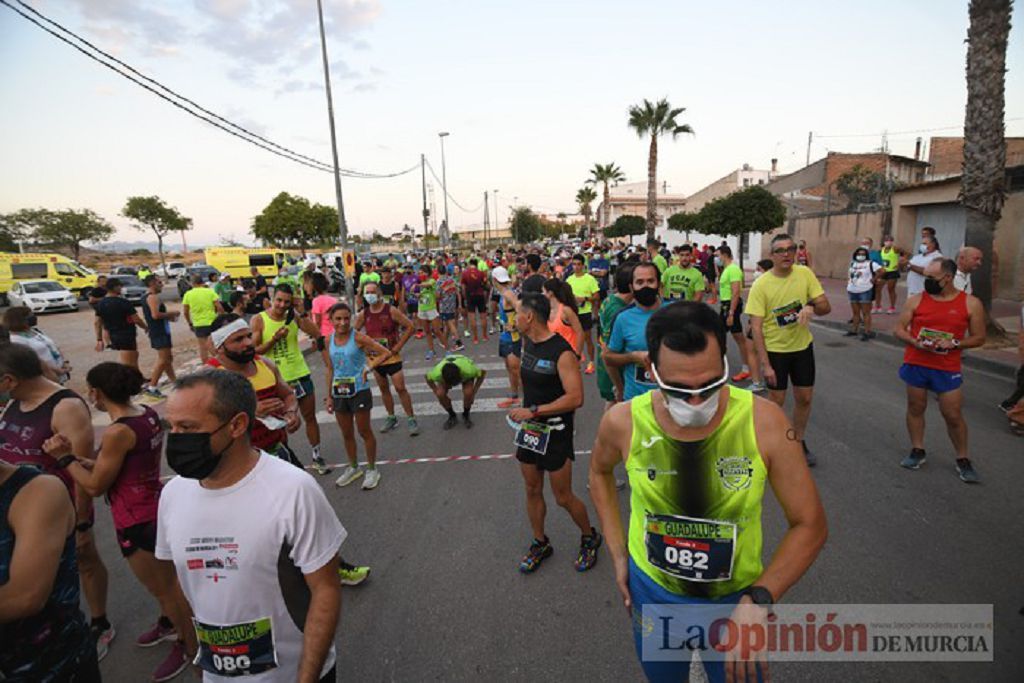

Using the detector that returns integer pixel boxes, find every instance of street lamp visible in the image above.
[438,132,450,246]
[315,0,354,306]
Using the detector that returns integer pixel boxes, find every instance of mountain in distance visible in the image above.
[89,239,213,253]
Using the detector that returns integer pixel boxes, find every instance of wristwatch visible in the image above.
[951,339,961,349]
[55,454,77,469]
[528,405,540,418]
[743,585,775,608]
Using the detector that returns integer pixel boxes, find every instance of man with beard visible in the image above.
[603,263,666,402]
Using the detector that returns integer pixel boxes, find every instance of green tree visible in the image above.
[575,186,598,234]
[606,214,646,244]
[586,162,625,228]
[713,186,786,267]
[509,206,541,243]
[627,99,694,240]
[122,196,192,269]
[251,192,338,256]
[667,211,699,241]
[34,209,116,260]
[0,212,28,251]
[834,164,899,210]
[963,0,1012,336]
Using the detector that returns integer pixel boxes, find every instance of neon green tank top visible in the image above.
[881,247,899,272]
[259,311,310,383]
[627,387,766,598]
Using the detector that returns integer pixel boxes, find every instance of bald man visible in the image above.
[954,247,983,295]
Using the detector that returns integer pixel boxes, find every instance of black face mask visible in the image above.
[26,315,38,328]
[634,286,659,307]
[224,347,256,364]
[923,277,944,295]
[165,421,233,480]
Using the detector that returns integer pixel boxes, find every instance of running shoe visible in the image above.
[463,330,471,338]
[425,350,435,361]
[152,641,189,682]
[311,456,331,476]
[886,307,897,314]
[584,362,595,375]
[380,415,399,433]
[872,306,882,314]
[519,537,553,573]
[955,459,979,483]
[334,465,363,487]
[453,341,466,351]
[362,468,381,490]
[463,413,473,429]
[802,441,817,467]
[144,387,165,399]
[408,417,420,436]
[338,562,371,586]
[415,330,424,339]
[443,414,459,430]
[92,623,116,662]
[859,332,871,342]
[748,381,767,393]
[497,396,521,409]
[843,330,858,337]
[136,620,176,648]
[574,529,603,572]
[900,448,927,470]
[731,370,751,382]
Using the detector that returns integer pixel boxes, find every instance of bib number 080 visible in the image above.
[664,546,709,571]
[212,654,251,673]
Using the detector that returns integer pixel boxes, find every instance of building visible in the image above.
[927,136,1024,179]
[766,152,929,210]
[670,162,779,264]
[594,181,687,234]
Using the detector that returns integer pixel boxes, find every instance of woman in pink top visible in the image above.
[44,362,192,681]
[309,272,339,365]
[542,278,583,356]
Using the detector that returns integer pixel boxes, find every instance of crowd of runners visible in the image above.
[0,228,1017,682]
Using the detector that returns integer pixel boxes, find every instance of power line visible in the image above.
[1,0,418,180]
[815,118,1023,139]
[424,158,484,213]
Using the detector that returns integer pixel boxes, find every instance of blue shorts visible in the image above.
[498,338,521,358]
[899,363,963,394]
[629,558,758,683]
[847,289,874,303]
[440,311,457,322]
[288,375,316,400]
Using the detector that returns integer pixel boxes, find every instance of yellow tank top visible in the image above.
[259,312,310,383]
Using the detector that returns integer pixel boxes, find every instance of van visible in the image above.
[204,248,288,279]
[0,252,97,303]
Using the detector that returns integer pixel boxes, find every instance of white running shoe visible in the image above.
[334,465,363,487]
[362,468,381,490]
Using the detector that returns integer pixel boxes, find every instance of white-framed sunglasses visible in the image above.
[649,358,730,402]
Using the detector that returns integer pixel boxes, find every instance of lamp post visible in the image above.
[438,131,450,247]
[315,0,353,306]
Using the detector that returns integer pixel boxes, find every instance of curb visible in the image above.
[811,320,1016,377]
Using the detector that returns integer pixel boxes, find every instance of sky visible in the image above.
[1,0,1022,247]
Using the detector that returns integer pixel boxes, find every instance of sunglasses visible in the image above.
[772,246,798,255]
[649,359,730,402]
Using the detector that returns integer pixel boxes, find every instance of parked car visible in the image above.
[111,265,138,276]
[6,279,79,313]
[108,274,148,305]
[155,261,187,279]
[177,265,221,297]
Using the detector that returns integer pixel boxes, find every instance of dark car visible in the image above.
[109,274,147,305]
[177,265,221,297]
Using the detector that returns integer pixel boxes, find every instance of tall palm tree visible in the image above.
[586,162,625,228]
[576,186,597,234]
[627,98,694,240]
[963,0,1011,337]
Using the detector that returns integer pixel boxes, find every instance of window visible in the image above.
[743,178,750,187]
[758,179,765,185]
[12,263,48,279]
[54,263,74,275]
[249,254,275,267]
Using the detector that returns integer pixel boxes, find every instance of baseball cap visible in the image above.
[492,266,511,283]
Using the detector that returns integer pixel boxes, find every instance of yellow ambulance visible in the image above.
[203,247,290,278]
[0,252,97,303]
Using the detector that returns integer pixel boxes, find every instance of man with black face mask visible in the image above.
[603,262,666,402]
[588,301,827,683]
[157,369,346,682]
[894,258,986,482]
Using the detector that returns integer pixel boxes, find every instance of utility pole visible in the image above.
[805,131,813,168]
[315,0,353,306]
[482,191,490,247]
[420,153,429,242]
[438,132,450,247]
[493,189,499,241]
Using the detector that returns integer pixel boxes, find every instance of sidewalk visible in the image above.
[812,276,1020,374]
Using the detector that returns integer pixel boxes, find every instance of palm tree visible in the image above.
[576,186,597,235]
[627,98,694,240]
[963,0,1011,337]
[586,162,625,228]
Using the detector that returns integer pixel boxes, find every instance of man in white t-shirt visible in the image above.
[954,246,982,295]
[906,232,943,297]
[157,369,345,682]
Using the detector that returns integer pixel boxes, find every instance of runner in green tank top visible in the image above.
[588,301,826,682]
[250,284,331,474]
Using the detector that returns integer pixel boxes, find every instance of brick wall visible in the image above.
[928,136,1024,177]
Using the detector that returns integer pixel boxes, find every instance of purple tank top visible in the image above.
[0,389,84,494]
[108,405,164,529]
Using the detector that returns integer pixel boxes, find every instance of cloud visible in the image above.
[351,38,371,51]
[369,65,386,77]
[276,79,319,95]
[351,82,376,93]
[67,0,185,55]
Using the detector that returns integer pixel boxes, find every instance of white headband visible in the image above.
[211,318,251,349]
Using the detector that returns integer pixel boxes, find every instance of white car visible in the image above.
[155,261,187,278]
[7,279,79,313]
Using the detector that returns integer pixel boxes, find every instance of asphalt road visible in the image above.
[84,323,1022,682]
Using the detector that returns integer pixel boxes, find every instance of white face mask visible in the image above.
[650,359,729,428]
[918,243,928,254]
[364,293,379,305]
[854,254,867,262]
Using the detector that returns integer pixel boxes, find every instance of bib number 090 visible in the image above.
[213,654,251,673]
[522,432,540,448]
[664,546,709,571]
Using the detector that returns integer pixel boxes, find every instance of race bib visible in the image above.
[514,420,551,455]
[635,364,656,386]
[375,337,390,349]
[193,617,278,677]
[645,513,736,582]
[771,301,802,328]
[917,327,954,354]
[332,376,356,398]
[288,379,306,399]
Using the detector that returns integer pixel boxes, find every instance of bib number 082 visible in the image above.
[212,654,251,673]
[664,546,709,571]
